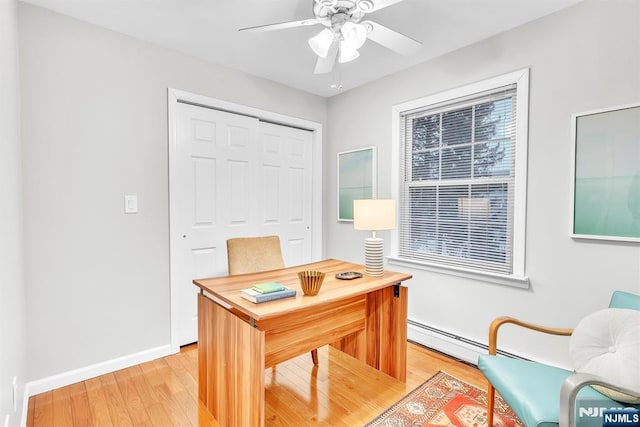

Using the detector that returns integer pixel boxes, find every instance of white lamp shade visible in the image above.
[308,29,335,58]
[353,199,396,230]
[339,42,360,63]
[340,22,367,49]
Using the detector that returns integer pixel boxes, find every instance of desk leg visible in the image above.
[371,284,407,382]
[332,285,408,381]
[198,294,265,427]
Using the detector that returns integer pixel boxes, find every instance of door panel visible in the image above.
[258,122,313,268]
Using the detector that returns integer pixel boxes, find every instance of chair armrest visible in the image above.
[488,316,573,355]
[559,372,640,427]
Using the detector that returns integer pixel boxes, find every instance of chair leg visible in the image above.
[487,383,495,426]
[310,349,318,365]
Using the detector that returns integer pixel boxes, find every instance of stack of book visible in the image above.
[240,281,296,304]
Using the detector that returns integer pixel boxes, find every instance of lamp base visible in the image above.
[364,237,384,277]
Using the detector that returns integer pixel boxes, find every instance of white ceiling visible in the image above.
[21,0,582,97]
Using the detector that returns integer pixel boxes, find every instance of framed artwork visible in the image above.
[570,103,640,242]
[337,147,377,221]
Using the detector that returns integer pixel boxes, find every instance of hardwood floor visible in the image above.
[27,342,489,426]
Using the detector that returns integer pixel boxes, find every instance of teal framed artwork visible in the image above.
[337,147,377,221]
[570,103,640,242]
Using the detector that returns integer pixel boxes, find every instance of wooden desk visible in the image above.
[193,259,412,427]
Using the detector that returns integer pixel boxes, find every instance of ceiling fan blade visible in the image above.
[314,40,338,74]
[368,0,406,12]
[362,20,422,55]
[239,18,318,33]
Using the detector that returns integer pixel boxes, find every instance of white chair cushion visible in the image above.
[570,308,640,403]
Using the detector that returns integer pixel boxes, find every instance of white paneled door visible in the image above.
[170,102,313,347]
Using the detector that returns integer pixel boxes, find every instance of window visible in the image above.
[390,70,529,286]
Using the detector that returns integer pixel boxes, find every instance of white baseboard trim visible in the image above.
[25,344,174,398]
[408,321,486,365]
[407,320,574,373]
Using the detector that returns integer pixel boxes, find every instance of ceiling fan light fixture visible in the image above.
[339,42,360,63]
[308,28,335,58]
[340,21,367,50]
[317,0,337,7]
[355,0,375,12]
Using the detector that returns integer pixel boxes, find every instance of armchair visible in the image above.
[478,291,640,427]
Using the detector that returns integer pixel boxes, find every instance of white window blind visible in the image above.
[398,84,519,275]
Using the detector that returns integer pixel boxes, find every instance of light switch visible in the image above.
[124,194,138,214]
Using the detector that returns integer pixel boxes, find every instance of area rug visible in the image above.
[365,371,524,427]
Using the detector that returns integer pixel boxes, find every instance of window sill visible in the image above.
[386,256,530,289]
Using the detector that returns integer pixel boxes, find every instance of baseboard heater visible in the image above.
[407,319,528,363]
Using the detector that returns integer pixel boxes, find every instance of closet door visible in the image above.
[170,102,313,347]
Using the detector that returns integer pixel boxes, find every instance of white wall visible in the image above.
[18,3,327,382]
[0,0,28,425]
[326,0,640,368]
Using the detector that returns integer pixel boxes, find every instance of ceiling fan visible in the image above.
[239,0,422,74]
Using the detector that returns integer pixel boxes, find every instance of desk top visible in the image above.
[193,259,412,321]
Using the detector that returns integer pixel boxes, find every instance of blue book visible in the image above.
[251,281,286,294]
[240,287,296,304]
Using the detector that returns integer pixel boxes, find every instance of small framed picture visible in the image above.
[570,103,640,242]
[337,147,377,222]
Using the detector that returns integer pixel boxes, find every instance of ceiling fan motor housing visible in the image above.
[313,0,370,28]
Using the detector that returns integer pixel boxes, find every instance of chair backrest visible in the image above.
[609,291,640,311]
[227,235,285,275]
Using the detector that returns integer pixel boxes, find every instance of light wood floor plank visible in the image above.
[52,385,73,426]
[32,391,54,426]
[125,365,174,426]
[28,342,488,426]
[151,357,200,425]
[151,357,198,426]
[112,368,153,426]
[99,373,133,427]
[268,363,345,424]
[66,382,93,427]
[141,360,192,426]
[266,378,327,426]
[279,351,355,425]
[163,352,198,401]
[27,391,36,427]
[84,377,114,427]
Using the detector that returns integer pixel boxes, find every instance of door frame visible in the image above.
[167,88,324,353]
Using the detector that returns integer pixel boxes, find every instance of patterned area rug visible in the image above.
[365,371,524,427]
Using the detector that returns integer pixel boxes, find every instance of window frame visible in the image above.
[389,69,530,288]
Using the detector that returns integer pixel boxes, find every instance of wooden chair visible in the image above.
[227,235,285,275]
[226,235,319,365]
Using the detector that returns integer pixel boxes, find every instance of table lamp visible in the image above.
[353,199,396,277]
